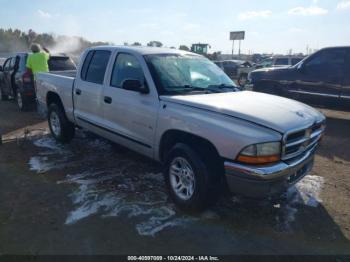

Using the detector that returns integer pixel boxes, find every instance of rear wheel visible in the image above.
[16,89,32,111]
[48,103,75,143]
[164,143,220,211]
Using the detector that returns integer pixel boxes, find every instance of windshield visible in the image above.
[48,57,77,71]
[145,54,238,95]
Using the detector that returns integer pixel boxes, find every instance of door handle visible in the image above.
[104,96,112,104]
[75,88,82,95]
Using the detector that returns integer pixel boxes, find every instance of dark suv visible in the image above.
[247,47,350,109]
[0,53,76,111]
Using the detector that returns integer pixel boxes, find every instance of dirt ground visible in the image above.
[0,100,349,255]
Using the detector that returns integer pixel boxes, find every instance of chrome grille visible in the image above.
[282,121,325,160]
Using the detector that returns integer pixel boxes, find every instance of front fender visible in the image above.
[155,101,282,161]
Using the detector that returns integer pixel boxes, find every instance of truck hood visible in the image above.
[160,91,325,133]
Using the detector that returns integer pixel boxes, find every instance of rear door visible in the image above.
[73,50,111,130]
[1,58,11,94]
[3,57,16,95]
[102,51,159,156]
[292,48,346,106]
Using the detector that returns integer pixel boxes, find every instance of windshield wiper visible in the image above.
[208,84,237,89]
[207,84,240,91]
[182,85,208,91]
[166,85,225,95]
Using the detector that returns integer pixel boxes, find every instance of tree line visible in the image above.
[0,28,192,55]
[0,28,110,55]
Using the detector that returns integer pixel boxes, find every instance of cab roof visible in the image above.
[88,45,199,56]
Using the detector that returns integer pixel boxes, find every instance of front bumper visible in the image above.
[224,145,316,198]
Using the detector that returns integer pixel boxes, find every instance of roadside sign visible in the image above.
[230,31,245,41]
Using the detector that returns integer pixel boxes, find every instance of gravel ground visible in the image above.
[0,100,349,255]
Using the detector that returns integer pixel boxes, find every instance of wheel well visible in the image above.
[46,92,63,109]
[159,130,222,164]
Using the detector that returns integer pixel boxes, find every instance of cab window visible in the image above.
[110,53,144,88]
[304,49,346,75]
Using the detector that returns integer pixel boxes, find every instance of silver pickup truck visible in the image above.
[36,46,326,210]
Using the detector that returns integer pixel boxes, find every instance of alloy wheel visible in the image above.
[169,157,196,201]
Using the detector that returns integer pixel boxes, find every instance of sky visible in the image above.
[0,0,350,54]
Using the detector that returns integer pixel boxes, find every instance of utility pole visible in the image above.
[238,40,241,59]
[230,31,245,60]
[232,40,235,59]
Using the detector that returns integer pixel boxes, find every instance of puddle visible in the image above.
[274,175,325,231]
[29,133,191,236]
[29,133,325,236]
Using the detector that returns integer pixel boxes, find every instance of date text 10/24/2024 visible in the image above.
[127,256,220,261]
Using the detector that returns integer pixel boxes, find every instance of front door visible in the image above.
[292,48,346,107]
[102,52,159,157]
[340,49,350,108]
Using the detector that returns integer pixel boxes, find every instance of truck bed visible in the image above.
[49,70,77,78]
[36,71,76,122]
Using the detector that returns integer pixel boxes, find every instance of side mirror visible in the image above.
[122,79,149,94]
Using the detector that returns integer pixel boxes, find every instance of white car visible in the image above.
[35,46,325,210]
[257,56,305,68]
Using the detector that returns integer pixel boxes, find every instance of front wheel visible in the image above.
[164,143,219,211]
[48,104,75,143]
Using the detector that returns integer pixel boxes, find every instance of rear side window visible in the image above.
[81,50,111,84]
[48,57,76,71]
[81,51,94,80]
[275,58,289,65]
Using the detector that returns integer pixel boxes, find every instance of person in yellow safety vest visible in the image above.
[26,43,50,77]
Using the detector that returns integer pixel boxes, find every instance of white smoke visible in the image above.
[49,36,82,55]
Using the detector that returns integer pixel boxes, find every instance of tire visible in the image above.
[238,74,248,87]
[15,89,30,111]
[0,87,9,101]
[163,143,220,211]
[48,103,75,143]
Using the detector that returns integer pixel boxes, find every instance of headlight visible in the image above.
[237,142,281,164]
